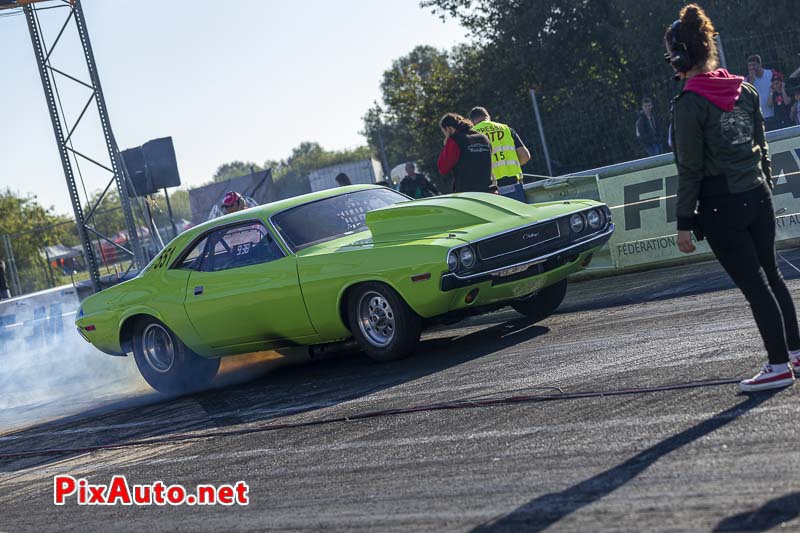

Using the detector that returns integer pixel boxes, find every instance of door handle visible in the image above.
[194,285,204,296]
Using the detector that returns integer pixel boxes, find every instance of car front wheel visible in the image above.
[132,318,220,394]
[510,279,568,322]
[347,282,422,362]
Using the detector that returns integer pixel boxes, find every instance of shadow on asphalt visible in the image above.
[560,248,800,314]
[430,248,800,336]
[0,318,550,473]
[473,390,781,532]
[5,249,800,479]
[714,491,800,531]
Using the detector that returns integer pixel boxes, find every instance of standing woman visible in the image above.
[668,4,800,391]
[437,113,492,193]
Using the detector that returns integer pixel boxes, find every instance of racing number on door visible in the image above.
[151,246,176,270]
[236,244,251,256]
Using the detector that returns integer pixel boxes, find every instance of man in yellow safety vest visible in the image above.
[469,106,531,189]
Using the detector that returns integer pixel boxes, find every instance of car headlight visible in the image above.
[586,209,602,229]
[447,251,459,271]
[459,246,476,269]
[570,213,585,233]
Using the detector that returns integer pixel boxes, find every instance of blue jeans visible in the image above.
[644,144,663,157]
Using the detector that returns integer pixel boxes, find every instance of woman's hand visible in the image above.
[677,230,696,253]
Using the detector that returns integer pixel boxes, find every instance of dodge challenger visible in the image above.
[76,185,614,393]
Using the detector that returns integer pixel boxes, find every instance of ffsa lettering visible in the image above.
[621,148,800,231]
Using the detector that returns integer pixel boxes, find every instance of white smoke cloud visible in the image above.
[0,284,298,432]
[0,285,150,431]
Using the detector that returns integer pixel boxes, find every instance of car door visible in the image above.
[183,220,317,350]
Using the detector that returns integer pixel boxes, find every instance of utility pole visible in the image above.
[529,88,554,177]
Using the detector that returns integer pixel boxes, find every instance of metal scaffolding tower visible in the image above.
[8,0,145,292]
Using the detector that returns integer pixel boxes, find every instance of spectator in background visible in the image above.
[335,173,351,186]
[399,162,439,199]
[768,71,792,130]
[635,97,665,156]
[791,87,800,126]
[0,260,9,299]
[746,54,774,122]
[437,113,492,193]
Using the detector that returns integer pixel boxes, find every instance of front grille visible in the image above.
[477,221,560,260]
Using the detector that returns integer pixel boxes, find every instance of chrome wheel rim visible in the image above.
[357,290,396,347]
[142,323,175,373]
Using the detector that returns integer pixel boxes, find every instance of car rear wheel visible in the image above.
[510,279,568,323]
[132,318,220,394]
[347,282,422,362]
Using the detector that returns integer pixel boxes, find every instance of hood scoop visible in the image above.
[365,193,534,242]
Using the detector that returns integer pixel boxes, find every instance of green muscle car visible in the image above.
[75,185,614,393]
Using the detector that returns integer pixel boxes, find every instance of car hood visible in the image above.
[365,193,597,243]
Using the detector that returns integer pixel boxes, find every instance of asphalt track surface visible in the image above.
[3,252,800,532]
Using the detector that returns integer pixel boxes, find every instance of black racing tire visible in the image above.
[132,318,220,395]
[347,282,422,362]
[510,279,568,323]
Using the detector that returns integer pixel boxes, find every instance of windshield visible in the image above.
[271,188,408,251]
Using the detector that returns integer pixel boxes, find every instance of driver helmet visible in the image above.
[221,191,245,214]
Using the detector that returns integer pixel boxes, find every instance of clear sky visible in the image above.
[1,0,467,216]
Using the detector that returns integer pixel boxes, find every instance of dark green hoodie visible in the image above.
[671,69,771,231]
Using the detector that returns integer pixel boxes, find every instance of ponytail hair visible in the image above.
[667,4,719,71]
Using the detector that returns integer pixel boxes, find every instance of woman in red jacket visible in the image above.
[437,113,492,193]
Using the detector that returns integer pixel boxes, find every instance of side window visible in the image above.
[175,237,208,271]
[203,222,283,272]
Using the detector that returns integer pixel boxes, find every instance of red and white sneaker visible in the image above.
[739,363,795,392]
[790,352,800,377]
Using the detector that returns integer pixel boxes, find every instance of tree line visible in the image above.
[364,0,799,186]
[209,142,373,199]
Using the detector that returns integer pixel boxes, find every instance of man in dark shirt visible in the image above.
[399,163,439,199]
[636,97,665,156]
[0,260,10,299]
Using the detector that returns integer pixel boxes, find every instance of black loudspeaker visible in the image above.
[120,146,154,197]
[142,137,181,190]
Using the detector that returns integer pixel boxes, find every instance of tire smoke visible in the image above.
[0,286,149,431]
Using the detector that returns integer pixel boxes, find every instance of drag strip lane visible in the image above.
[3,254,800,531]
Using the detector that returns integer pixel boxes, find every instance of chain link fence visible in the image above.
[0,203,191,298]
[524,30,800,177]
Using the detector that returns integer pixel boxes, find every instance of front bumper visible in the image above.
[441,224,614,291]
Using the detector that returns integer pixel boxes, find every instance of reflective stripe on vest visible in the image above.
[491,159,519,168]
[472,120,522,183]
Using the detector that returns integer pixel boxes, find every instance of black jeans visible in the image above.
[699,184,800,364]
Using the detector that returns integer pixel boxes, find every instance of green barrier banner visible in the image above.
[597,135,800,268]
